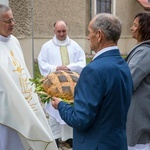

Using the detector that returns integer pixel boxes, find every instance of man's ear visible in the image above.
[97,30,103,42]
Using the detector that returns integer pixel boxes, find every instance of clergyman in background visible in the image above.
[38,20,86,148]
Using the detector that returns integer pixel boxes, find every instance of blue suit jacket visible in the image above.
[58,50,133,150]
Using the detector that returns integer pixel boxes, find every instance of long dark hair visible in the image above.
[135,12,150,41]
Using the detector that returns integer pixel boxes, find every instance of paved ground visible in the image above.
[58,140,72,150]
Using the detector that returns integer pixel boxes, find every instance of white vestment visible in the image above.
[38,35,86,140]
[0,35,58,150]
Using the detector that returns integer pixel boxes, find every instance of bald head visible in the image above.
[54,20,68,41]
[54,20,67,27]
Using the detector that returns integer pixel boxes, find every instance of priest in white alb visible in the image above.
[38,20,86,147]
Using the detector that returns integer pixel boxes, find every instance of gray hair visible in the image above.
[0,4,11,18]
[92,13,122,43]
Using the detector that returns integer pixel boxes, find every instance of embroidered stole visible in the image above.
[60,46,70,65]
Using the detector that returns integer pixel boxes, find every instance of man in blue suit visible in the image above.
[52,13,133,150]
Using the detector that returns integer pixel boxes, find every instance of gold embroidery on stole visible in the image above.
[10,50,37,111]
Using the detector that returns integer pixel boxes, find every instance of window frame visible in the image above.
[90,0,115,18]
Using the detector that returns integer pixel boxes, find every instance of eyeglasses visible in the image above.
[0,18,15,24]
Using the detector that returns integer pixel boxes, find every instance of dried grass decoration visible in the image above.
[30,71,79,104]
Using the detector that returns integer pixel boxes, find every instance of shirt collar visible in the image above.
[93,46,118,60]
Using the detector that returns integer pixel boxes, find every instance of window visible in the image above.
[96,0,111,13]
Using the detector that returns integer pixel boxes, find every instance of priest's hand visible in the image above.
[56,66,70,71]
[51,97,62,109]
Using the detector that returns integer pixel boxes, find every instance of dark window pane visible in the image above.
[96,0,111,13]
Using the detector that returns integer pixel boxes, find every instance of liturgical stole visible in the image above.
[60,46,70,65]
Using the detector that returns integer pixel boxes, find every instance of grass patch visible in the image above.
[34,61,41,78]
[86,58,92,64]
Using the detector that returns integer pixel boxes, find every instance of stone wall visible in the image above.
[8,0,146,75]
[9,0,32,38]
[9,0,90,75]
[10,0,90,39]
